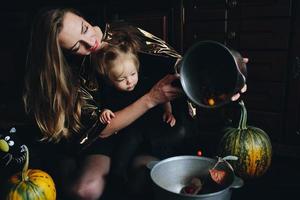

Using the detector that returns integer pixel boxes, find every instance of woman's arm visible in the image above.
[99,74,181,138]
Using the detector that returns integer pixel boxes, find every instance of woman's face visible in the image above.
[58,12,103,55]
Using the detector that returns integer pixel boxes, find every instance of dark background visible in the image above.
[0,0,300,199]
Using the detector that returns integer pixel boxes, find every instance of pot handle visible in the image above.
[230,176,244,189]
[146,160,160,170]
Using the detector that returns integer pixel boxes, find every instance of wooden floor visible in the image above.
[1,124,299,200]
[99,154,300,200]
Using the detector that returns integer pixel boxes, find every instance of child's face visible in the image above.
[110,59,139,92]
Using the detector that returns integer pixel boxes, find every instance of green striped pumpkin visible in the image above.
[218,101,272,179]
[5,145,56,200]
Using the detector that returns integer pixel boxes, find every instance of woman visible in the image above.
[23,8,247,200]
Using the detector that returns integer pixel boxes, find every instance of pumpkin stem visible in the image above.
[238,100,248,130]
[22,145,29,181]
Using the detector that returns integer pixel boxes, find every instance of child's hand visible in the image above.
[100,109,115,124]
[163,112,176,127]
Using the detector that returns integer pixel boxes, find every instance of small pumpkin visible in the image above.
[217,100,272,179]
[5,145,56,200]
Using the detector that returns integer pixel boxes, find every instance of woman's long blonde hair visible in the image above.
[23,8,83,142]
[23,8,146,142]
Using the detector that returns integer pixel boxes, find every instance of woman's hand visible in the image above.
[231,58,248,101]
[146,74,182,108]
[231,84,247,101]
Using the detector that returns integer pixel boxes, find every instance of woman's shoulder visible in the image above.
[103,21,142,42]
[103,22,181,59]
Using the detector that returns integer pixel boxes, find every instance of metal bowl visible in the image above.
[179,40,247,108]
[149,156,243,200]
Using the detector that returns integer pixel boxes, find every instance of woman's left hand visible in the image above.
[231,58,248,101]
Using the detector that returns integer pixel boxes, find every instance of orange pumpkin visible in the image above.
[5,145,56,200]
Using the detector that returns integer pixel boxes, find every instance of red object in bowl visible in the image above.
[209,169,227,185]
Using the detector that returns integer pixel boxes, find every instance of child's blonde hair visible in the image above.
[97,44,139,81]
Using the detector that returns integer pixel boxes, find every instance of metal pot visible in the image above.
[148,156,243,200]
[179,40,247,108]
